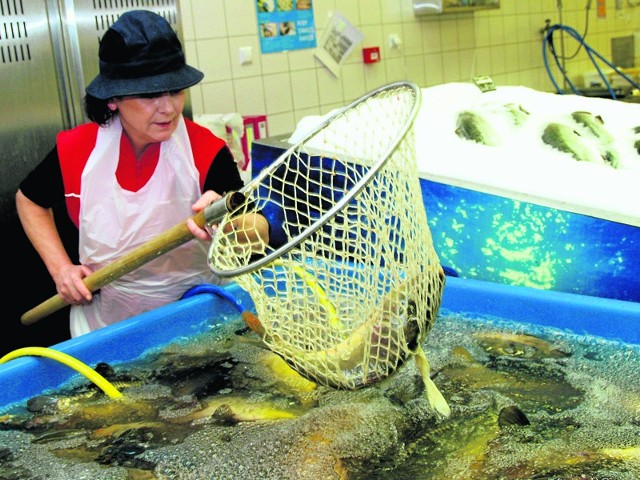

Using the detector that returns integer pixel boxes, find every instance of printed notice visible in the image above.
[256,0,317,54]
[314,12,364,77]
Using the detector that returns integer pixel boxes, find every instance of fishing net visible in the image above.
[207,82,447,401]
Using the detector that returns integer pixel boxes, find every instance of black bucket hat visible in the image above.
[86,10,204,100]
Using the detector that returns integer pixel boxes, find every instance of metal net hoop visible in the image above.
[208,82,444,389]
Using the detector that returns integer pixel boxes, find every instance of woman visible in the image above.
[16,10,269,337]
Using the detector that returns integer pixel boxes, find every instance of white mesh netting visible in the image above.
[207,82,446,393]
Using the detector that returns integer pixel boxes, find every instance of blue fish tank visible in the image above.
[250,133,640,303]
[422,180,640,302]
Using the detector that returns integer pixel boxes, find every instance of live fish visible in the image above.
[242,267,451,418]
[170,394,306,425]
[405,398,530,478]
[241,308,423,389]
[474,331,571,359]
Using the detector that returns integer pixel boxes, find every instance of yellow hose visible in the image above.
[0,347,123,400]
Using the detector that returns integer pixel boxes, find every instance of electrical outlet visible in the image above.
[388,34,402,49]
[238,46,253,65]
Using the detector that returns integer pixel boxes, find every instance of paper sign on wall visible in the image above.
[256,0,317,54]
[314,12,364,78]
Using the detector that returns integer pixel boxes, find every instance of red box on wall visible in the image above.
[362,47,381,64]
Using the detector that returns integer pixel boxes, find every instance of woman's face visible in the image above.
[110,90,186,155]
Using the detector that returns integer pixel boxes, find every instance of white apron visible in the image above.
[70,116,218,337]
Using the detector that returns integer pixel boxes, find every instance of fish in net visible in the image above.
[208,82,450,417]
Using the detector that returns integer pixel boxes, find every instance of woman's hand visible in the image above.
[188,190,270,251]
[53,263,94,305]
[16,189,94,306]
[187,190,222,241]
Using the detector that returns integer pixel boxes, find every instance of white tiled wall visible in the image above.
[180,0,640,137]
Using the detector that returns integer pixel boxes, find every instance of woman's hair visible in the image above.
[84,94,117,125]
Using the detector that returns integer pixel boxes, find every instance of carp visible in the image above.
[242,266,451,418]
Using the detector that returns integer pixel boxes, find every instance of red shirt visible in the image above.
[56,118,226,227]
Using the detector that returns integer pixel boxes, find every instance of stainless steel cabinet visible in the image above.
[0,0,183,214]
